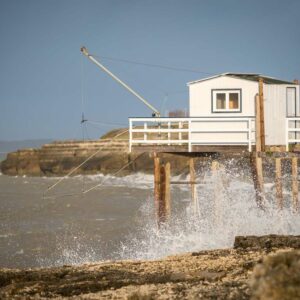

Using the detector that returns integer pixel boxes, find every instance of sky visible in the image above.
[0,0,300,141]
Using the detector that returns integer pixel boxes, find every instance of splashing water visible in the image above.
[1,158,300,268]
[118,158,300,260]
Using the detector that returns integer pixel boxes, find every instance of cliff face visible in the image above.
[0,139,193,176]
[1,148,41,176]
[1,140,135,176]
[0,235,299,299]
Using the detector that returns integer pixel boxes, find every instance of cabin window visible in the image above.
[212,89,241,112]
[216,93,226,109]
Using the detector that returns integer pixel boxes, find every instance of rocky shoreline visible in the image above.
[0,129,251,177]
[0,128,294,178]
[0,127,195,176]
[0,235,299,299]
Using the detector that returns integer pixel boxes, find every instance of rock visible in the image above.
[0,149,41,176]
[251,250,300,300]
[1,235,299,299]
[0,127,253,177]
[234,235,300,250]
[0,140,210,177]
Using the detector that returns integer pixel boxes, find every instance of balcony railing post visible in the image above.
[128,117,259,151]
[179,121,182,142]
[129,119,132,152]
[144,122,147,141]
[168,121,171,145]
[248,118,252,152]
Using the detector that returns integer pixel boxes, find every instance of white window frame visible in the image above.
[212,89,242,113]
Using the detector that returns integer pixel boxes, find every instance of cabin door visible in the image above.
[286,87,297,141]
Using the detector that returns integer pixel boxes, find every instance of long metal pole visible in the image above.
[81,47,160,117]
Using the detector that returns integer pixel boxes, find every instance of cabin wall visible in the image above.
[188,76,258,117]
[188,76,257,145]
[264,84,300,145]
[188,76,299,147]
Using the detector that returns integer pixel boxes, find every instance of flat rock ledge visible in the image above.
[0,235,300,299]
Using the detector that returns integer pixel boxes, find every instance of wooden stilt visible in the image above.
[253,80,265,209]
[159,163,171,224]
[164,162,171,219]
[250,154,264,209]
[258,78,265,151]
[255,94,262,152]
[189,158,196,211]
[275,158,283,210]
[154,156,161,224]
[291,157,299,212]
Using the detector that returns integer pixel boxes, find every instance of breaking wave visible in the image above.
[3,159,300,268]
[49,162,300,263]
[117,161,300,260]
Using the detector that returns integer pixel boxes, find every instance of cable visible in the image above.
[82,152,146,194]
[91,54,214,75]
[87,120,127,127]
[43,127,131,197]
[43,151,146,200]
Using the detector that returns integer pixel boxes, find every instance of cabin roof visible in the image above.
[187,73,297,85]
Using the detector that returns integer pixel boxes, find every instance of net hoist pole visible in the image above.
[80,46,160,117]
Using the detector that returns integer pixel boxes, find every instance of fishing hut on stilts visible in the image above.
[81,47,300,227]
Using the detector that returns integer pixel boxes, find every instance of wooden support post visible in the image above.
[291,157,299,212]
[250,154,265,209]
[189,158,196,211]
[258,78,265,151]
[255,94,262,152]
[159,163,171,224]
[179,121,182,143]
[164,162,171,219]
[154,155,160,223]
[275,158,283,210]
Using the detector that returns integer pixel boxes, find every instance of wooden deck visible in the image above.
[131,144,250,154]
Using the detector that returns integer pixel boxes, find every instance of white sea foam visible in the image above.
[117,165,300,261]
[38,231,103,267]
[36,160,300,265]
[83,172,154,189]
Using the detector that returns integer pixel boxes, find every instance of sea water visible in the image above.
[0,160,300,269]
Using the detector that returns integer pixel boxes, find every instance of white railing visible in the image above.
[129,117,255,152]
[286,117,300,151]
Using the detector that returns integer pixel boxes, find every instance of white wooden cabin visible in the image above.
[129,73,300,152]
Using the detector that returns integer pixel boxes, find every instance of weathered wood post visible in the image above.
[291,157,299,212]
[258,78,265,151]
[154,155,161,224]
[164,162,171,219]
[189,158,196,211]
[255,94,262,152]
[159,162,171,224]
[275,158,283,209]
[251,91,265,208]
